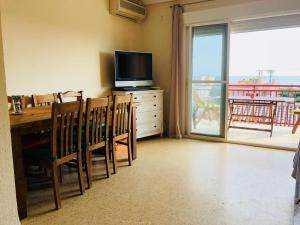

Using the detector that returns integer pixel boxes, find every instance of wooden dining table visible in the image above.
[10,104,137,219]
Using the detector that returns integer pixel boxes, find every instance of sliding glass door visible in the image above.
[188,24,229,138]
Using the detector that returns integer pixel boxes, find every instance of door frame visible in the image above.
[183,17,299,151]
[184,20,231,142]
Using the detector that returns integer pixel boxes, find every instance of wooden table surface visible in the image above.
[10,105,137,219]
[228,96,294,103]
[10,102,140,127]
[10,107,52,128]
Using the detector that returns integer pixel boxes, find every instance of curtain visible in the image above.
[168,5,184,138]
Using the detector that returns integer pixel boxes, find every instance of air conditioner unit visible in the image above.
[110,0,146,22]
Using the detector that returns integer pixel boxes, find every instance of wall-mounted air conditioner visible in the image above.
[110,0,146,22]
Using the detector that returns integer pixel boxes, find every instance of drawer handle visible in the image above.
[154,95,157,98]
[154,125,157,128]
[154,115,157,117]
[134,97,138,100]
[154,104,156,107]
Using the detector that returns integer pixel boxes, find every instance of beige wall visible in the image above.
[1,0,143,98]
[142,2,172,131]
[0,13,20,225]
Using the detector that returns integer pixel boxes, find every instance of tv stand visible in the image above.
[113,89,164,139]
[113,86,152,91]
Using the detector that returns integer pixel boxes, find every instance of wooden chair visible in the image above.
[110,94,133,174]
[84,97,111,188]
[32,93,58,107]
[58,91,83,103]
[27,94,58,149]
[192,91,220,129]
[24,101,85,209]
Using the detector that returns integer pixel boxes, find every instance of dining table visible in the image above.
[10,104,137,219]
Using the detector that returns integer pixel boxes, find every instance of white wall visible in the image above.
[0,12,21,225]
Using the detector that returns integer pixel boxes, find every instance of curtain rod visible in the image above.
[169,0,215,8]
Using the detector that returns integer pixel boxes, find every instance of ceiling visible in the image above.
[142,0,216,5]
[142,0,172,4]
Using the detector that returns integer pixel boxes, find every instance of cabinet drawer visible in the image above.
[136,100,162,112]
[133,93,163,102]
[136,111,162,124]
[136,122,162,138]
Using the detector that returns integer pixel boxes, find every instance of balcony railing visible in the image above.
[228,84,300,126]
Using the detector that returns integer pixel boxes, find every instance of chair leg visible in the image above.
[77,152,85,194]
[59,165,63,183]
[105,142,111,178]
[112,140,117,174]
[50,163,61,209]
[85,151,92,189]
[127,136,132,166]
[292,118,300,134]
[109,143,112,160]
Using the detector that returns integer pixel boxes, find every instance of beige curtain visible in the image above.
[168,5,184,138]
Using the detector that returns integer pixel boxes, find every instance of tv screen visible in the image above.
[115,51,152,87]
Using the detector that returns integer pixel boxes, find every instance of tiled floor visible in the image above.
[21,138,295,225]
[228,122,300,149]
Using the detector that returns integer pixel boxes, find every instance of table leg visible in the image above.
[269,102,277,137]
[227,100,233,129]
[11,128,27,219]
[292,117,300,134]
[131,106,137,160]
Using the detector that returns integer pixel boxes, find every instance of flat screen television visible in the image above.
[115,51,153,87]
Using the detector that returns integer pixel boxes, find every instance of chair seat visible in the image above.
[24,143,52,162]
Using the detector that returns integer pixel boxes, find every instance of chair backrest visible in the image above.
[58,91,83,103]
[32,94,58,107]
[85,97,110,149]
[8,96,26,111]
[112,95,133,137]
[51,101,83,160]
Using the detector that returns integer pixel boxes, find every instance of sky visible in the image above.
[229,27,300,77]
[192,27,300,80]
[192,34,223,80]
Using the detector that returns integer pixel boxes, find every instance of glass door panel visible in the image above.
[189,24,228,138]
[191,83,225,136]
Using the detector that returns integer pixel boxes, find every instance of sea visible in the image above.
[229,75,300,84]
